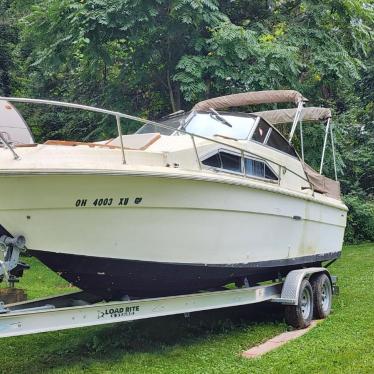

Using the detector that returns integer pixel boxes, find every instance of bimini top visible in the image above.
[193,90,307,111]
[253,107,332,125]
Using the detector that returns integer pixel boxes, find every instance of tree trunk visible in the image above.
[167,70,177,112]
[174,83,181,111]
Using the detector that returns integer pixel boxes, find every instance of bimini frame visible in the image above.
[253,107,338,181]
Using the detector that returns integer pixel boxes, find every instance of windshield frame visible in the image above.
[137,109,299,160]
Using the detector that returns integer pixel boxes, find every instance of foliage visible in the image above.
[337,110,374,197]
[0,0,373,241]
[0,0,17,95]
[343,195,374,243]
[176,0,373,104]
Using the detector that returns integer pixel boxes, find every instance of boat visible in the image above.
[0,90,347,299]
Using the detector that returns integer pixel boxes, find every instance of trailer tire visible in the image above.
[311,273,332,319]
[285,279,313,329]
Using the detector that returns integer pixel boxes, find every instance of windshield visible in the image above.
[184,112,256,140]
[136,111,256,139]
[136,115,183,135]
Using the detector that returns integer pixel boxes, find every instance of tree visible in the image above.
[0,0,17,95]
[1,0,373,242]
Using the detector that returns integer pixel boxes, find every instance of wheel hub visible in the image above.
[300,288,311,319]
[321,281,331,312]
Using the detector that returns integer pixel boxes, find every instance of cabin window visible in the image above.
[245,158,278,181]
[202,151,241,173]
[202,150,277,181]
[220,152,241,172]
[202,153,221,168]
[252,120,271,143]
[266,130,298,157]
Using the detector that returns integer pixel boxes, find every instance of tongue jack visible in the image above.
[0,235,27,287]
[0,235,26,250]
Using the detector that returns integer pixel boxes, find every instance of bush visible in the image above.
[343,195,374,244]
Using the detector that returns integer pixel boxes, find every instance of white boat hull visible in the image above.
[0,172,347,297]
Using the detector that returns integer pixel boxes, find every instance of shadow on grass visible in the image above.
[2,301,285,373]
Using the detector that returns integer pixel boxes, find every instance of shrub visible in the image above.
[343,195,374,244]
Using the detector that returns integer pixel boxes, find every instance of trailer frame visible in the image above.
[0,267,336,338]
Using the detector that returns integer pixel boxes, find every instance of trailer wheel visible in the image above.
[311,273,332,319]
[285,279,313,329]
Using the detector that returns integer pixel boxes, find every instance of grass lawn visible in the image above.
[0,243,373,374]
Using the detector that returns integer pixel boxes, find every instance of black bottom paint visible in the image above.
[29,250,340,300]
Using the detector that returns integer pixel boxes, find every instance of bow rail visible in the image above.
[0,96,312,189]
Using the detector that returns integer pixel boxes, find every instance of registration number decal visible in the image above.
[75,197,143,207]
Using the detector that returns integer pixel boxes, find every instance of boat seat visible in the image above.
[44,133,161,151]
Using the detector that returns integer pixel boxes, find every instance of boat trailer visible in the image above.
[0,262,338,338]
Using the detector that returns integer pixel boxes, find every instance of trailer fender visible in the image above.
[271,267,330,305]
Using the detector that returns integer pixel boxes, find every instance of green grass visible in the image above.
[1,244,373,374]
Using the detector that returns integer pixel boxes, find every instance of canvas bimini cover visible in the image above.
[0,100,34,146]
[193,90,307,111]
[252,107,332,125]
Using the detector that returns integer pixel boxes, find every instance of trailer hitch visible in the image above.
[0,235,27,287]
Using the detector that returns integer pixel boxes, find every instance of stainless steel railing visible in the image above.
[0,96,312,190]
